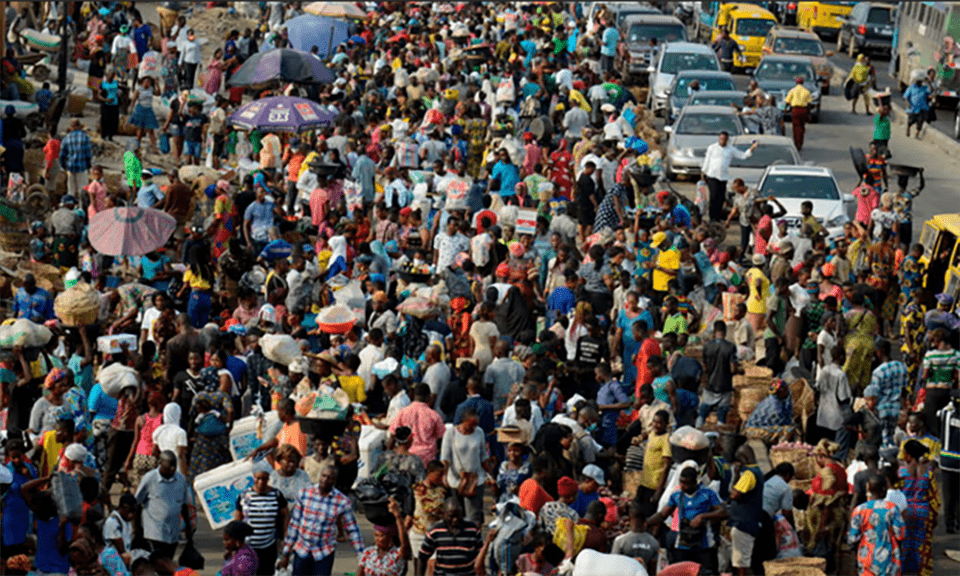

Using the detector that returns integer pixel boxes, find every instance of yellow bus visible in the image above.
[710,3,779,69]
[797,1,856,38]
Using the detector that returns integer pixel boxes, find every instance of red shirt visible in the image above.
[634,337,663,396]
[44,138,61,170]
[390,401,446,465]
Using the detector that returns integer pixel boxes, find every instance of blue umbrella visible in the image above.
[230,96,335,134]
[284,14,352,57]
[227,48,334,86]
[348,35,366,44]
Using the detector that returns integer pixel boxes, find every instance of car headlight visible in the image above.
[826,214,847,227]
[738,44,746,52]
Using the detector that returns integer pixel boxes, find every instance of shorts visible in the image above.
[730,527,756,568]
[907,112,925,126]
[185,140,202,158]
[213,134,226,158]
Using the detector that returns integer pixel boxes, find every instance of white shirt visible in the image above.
[111,35,135,56]
[788,284,810,319]
[563,107,590,140]
[152,424,188,454]
[140,306,160,343]
[102,512,133,553]
[817,329,836,368]
[358,344,384,392]
[179,39,201,65]
[386,390,411,426]
[502,401,544,435]
[701,142,752,181]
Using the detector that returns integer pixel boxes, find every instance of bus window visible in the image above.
[946,272,960,306]
[920,222,936,260]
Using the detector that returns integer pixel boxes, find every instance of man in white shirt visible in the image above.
[139,291,169,348]
[422,345,452,418]
[383,375,410,427]
[177,29,202,89]
[501,383,545,434]
[358,329,385,392]
[701,131,757,222]
[563,103,590,142]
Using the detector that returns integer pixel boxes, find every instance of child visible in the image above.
[611,501,661,574]
[182,101,208,166]
[515,532,559,575]
[496,442,531,502]
[84,165,108,216]
[29,221,49,263]
[35,82,53,113]
[103,493,137,562]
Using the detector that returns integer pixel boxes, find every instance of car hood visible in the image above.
[669,133,720,151]
[653,72,676,94]
[726,166,766,189]
[756,79,798,94]
[762,195,851,233]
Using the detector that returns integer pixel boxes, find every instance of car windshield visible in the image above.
[661,52,717,74]
[756,60,815,82]
[691,93,744,107]
[736,18,776,37]
[759,174,839,199]
[676,77,736,94]
[866,7,892,24]
[676,113,740,135]
[730,144,796,168]
[773,38,824,56]
[627,24,685,43]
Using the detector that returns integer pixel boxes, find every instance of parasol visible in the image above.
[227,48,334,87]
[87,207,177,256]
[230,96,336,134]
[303,2,369,20]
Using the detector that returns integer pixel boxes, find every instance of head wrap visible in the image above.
[496,262,510,277]
[68,538,106,576]
[509,242,525,258]
[451,296,469,313]
[162,403,181,426]
[289,356,309,375]
[937,293,954,306]
[399,206,413,217]
[217,179,231,192]
[600,497,618,524]
[821,262,835,278]
[769,378,788,395]
[373,523,398,535]
[44,368,67,390]
[223,520,254,541]
[372,291,389,304]
[64,443,88,462]
[557,476,579,498]
[656,190,670,204]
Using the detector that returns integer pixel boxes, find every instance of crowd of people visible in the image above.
[0,2,957,576]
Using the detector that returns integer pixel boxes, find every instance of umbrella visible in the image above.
[227,48,334,87]
[88,207,177,256]
[348,35,366,44]
[304,2,368,20]
[230,96,335,134]
[284,14,352,57]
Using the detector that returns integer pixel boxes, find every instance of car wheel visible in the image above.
[822,80,830,96]
[848,35,857,58]
[954,111,960,140]
[836,31,845,53]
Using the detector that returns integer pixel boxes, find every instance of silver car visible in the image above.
[663,105,745,179]
[647,42,720,117]
[756,165,856,238]
[726,134,800,189]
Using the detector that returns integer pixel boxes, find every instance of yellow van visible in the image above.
[918,214,960,298]
[796,1,856,38]
[711,3,779,70]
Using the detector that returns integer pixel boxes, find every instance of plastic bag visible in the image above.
[496,77,515,104]
[51,471,83,523]
[159,133,170,154]
[258,334,300,365]
[178,538,205,571]
[98,362,140,399]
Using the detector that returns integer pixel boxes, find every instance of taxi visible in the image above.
[711,3,779,70]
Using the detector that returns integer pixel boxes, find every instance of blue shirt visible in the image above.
[225,355,248,393]
[572,489,600,518]
[601,27,619,57]
[667,487,722,549]
[547,286,577,319]
[141,254,170,280]
[351,155,377,200]
[136,181,164,208]
[13,287,53,322]
[100,80,118,106]
[34,88,53,112]
[453,395,496,436]
[87,382,119,421]
[133,24,152,57]
[597,378,629,445]
[491,161,521,197]
[904,84,930,113]
[671,205,692,228]
[244,200,276,242]
[68,354,94,394]
[59,129,93,173]
[36,517,71,573]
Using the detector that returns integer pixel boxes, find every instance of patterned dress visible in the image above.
[186,390,232,483]
[844,308,878,393]
[801,459,849,558]
[899,464,939,576]
[900,300,927,390]
[358,547,405,576]
[212,193,235,261]
[464,118,487,178]
[548,142,573,200]
[848,498,905,576]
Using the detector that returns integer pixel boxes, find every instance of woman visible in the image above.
[203,48,226,95]
[179,244,214,329]
[358,499,410,576]
[100,69,120,141]
[495,284,536,343]
[548,138,574,200]
[855,173,880,227]
[448,297,473,363]
[87,36,107,92]
[867,230,899,337]
[152,402,188,476]
[544,244,572,296]
[75,523,127,576]
[469,302,499,372]
[269,443,312,502]
[186,377,233,483]
[800,439,849,568]
[220,521,259,576]
[564,301,593,362]
[1,48,32,99]
[899,439,939,576]
[2,105,26,175]
[128,76,160,152]
[235,462,289,574]
[2,439,37,556]
[124,391,164,490]
[210,180,235,261]
[745,253,770,332]
[67,532,110,576]
[753,198,787,257]
[161,90,187,163]
[614,291,646,389]
[579,244,613,318]
[743,378,796,444]
[843,291,878,394]
[594,180,630,233]
[818,263,844,308]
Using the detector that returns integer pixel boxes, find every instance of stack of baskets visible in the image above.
[733,363,772,426]
[763,556,826,576]
[769,442,817,491]
[789,378,816,430]
[54,282,101,326]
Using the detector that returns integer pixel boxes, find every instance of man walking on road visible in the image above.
[784,76,812,151]
[712,29,742,72]
[59,118,92,199]
[701,132,757,222]
[135,451,192,560]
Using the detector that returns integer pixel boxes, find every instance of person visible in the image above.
[871,338,909,446]
[135,450,192,560]
[600,19,619,73]
[2,439,37,556]
[844,291,879,395]
[728,445,765,576]
[701,131,757,222]
[847,54,874,115]
[129,76,161,152]
[638,410,672,516]
[357,499,410,576]
[611,501,660,575]
[12,272,54,323]
[182,101,208,166]
[712,28,742,72]
[903,77,932,139]
[204,48,226,95]
[418,497,486,576]
[814,345,852,443]
[899,439,939,576]
[783,76,812,151]
[279,464,364,575]
[186,374,233,483]
[373,425,427,485]
[646,465,726,571]
[743,379,795,444]
[919,326,959,435]
[848,474,905,576]
[221,520,259,576]
[700,320,738,426]
[440,406,489,526]
[59,118,93,199]
[269,443,313,502]
[799,440,848,568]
[125,390,164,490]
[390,384,446,466]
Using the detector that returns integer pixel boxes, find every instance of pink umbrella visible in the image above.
[88,207,177,256]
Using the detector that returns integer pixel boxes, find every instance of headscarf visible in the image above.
[814,439,840,457]
[329,236,348,265]
[44,368,67,390]
[373,523,398,535]
[769,378,788,395]
[64,443,88,462]
[68,537,109,576]
[557,476,578,498]
[369,241,390,276]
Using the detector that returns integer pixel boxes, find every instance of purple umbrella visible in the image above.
[230,96,336,134]
[227,48,334,87]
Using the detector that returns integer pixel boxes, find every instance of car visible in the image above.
[836,2,894,57]
[726,134,801,189]
[667,70,736,122]
[753,55,822,122]
[663,105,745,179]
[648,42,720,117]
[587,2,662,29]
[763,27,834,94]
[684,89,749,110]
[615,14,687,82]
[755,165,855,238]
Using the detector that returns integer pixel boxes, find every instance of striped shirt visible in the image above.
[283,487,364,560]
[922,348,960,389]
[418,520,483,575]
[236,488,287,550]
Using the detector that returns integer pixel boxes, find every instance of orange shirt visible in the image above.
[274,420,307,470]
[518,477,553,516]
[286,152,305,182]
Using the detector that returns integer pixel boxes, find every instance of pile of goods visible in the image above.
[769,442,817,491]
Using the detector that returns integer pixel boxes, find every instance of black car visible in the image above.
[836,2,895,57]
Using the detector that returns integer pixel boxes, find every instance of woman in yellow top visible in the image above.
[846,54,874,114]
[745,253,770,332]
[178,245,214,328]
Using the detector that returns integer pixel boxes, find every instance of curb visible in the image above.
[828,62,960,158]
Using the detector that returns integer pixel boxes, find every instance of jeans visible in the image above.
[739,224,752,256]
[697,390,732,426]
[188,290,211,329]
[254,546,278,576]
[292,552,335,576]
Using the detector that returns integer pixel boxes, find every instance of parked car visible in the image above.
[663,105,745,179]
[755,165,855,237]
[587,2,661,28]
[667,70,736,122]
[836,2,894,57]
[763,26,834,94]
[616,14,687,83]
[648,42,720,117]
[753,55,822,122]
[726,134,801,189]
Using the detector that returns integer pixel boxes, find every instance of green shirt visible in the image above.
[763,295,789,340]
[663,313,688,336]
[874,114,891,141]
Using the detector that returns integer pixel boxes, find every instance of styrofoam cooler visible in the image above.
[96,334,138,354]
[354,425,386,488]
[193,460,255,530]
[228,411,279,461]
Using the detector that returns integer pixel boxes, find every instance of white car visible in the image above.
[647,42,720,117]
[755,165,855,238]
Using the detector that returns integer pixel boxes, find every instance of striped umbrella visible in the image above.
[88,207,177,256]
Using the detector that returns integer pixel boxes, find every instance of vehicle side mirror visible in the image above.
[842,193,855,203]
[647,65,655,73]
[663,125,674,134]
[825,50,835,57]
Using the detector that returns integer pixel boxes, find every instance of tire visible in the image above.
[836,30,846,53]
[954,111,960,140]
[848,34,857,58]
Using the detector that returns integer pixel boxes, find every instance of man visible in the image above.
[250,399,307,465]
[763,278,793,375]
[47,193,83,268]
[699,321,738,426]
[419,497,487,576]
[871,338,909,447]
[59,119,92,199]
[351,147,376,203]
[701,131,757,222]
[490,148,521,202]
[433,218,470,275]
[373,425,426,485]
[244,184,281,253]
[728,445,765,576]
[484,341,526,413]
[712,29,742,72]
[440,407,489,525]
[357,328,385,392]
[136,170,164,208]
[453,376,495,439]
[131,17,152,59]
[160,170,193,232]
[783,76,812,151]
[12,273,53,323]
[904,76,932,139]
[847,475,905,575]
[279,465,364,575]
[366,294,397,339]
[135,451,192,560]
[381,374,410,427]
[422,345,452,419]
[391,383,447,465]
[600,19,619,73]
[725,179,760,255]
[165,312,204,384]
[650,232,678,305]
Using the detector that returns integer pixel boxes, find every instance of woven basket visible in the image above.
[18,261,64,293]
[54,282,101,326]
[0,231,28,253]
[737,386,769,422]
[790,378,816,421]
[763,556,826,576]
[735,363,774,389]
[770,443,817,480]
[622,470,643,499]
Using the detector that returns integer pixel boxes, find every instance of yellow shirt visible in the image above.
[849,63,871,84]
[41,430,64,476]
[784,84,812,108]
[339,375,366,404]
[653,248,680,293]
[641,431,673,490]
[745,268,770,315]
[183,269,212,290]
[734,469,757,493]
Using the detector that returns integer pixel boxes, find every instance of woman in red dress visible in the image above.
[548,139,574,201]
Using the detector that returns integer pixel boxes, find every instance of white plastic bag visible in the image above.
[572,549,648,576]
[98,362,139,399]
[496,76,516,104]
[259,334,301,366]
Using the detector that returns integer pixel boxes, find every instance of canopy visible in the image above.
[227,48,334,86]
[303,2,369,20]
[230,96,336,134]
[284,14,352,58]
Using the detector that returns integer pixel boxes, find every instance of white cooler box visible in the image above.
[229,410,279,461]
[193,460,255,530]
